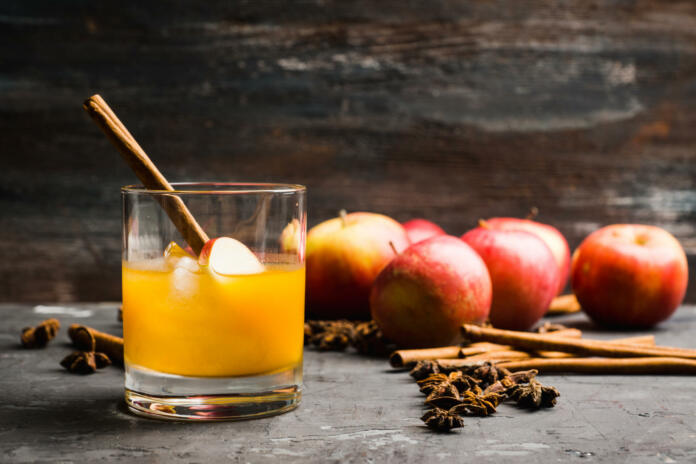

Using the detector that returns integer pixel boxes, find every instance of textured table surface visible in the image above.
[1,303,696,463]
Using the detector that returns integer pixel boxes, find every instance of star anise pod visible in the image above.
[508,378,560,409]
[418,372,454,394]
[449,372,481,393]
[426,370,480,391]
[535,322,568,334]
[469,362,511,388]
[409,360,442,381]
[450,390,502,417]
[425,393,462,410]
[304,320,331,345]
[483,369,539,395]
[21,318,60,348]
[312,331,352,351]
[351,320,395,356]
[60,351,112,374]
[307,320,355,351]
[421,407,464,432]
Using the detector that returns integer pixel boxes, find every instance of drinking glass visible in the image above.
[122,183,306,420]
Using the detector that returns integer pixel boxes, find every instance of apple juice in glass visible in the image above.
[122,183,306,420]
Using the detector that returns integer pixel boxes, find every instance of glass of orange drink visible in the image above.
[122,183,306,420]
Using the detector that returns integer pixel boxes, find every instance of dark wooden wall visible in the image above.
[2,1,695,303]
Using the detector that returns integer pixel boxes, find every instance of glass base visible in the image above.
[125,363,302,421]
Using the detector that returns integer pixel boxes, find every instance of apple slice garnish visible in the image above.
[198,237,265,275]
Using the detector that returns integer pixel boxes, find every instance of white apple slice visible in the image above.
[198,237,265,275]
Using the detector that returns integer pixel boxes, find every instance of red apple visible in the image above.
[461,225,560,330]
[306,211,411,319]
[198,237,265,275]
[571,224,688,328]
[483,217,570,295]
[370,235,491,348]
[402,219,446,244]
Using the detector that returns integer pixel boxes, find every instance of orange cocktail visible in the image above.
[122,258,305,377]
[122,182,306,421]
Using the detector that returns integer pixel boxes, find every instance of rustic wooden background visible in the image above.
[1,1,695,303]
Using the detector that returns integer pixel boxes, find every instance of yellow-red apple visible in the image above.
[571,224,688,328]
[370,235,491,348]
[484,217,570,295]
[461,226,560,330]
[402,219,446,244]
[306,212,411,319]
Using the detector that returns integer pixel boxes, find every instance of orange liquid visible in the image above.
[122,260,305,377]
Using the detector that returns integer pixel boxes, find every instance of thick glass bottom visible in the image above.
[125,363,302,421]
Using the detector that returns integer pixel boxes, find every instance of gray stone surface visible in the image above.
[1,303,696,463]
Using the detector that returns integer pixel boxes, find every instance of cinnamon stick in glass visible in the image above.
[83,94,209,255]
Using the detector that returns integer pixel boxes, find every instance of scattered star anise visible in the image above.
[483,369,538,395]
[21,318,60,348]
[59,325,112,374]
[469,362,511,389]
[351,320,395,356]
[409,360,442,381]
[508,377,560,409]
[60,350,112,374]
[304,320,330,344]
[419,371,480,396]
[422,381,460,402]
[450,372,481,392]
[421,407,464,432]
[305,320,355,351]
[425,393,462,410]
[450,390,502,417]
[418,372,458,395]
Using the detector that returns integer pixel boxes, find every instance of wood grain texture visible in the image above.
[1,1,695,302]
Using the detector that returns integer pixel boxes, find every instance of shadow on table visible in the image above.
[1,385,206,435]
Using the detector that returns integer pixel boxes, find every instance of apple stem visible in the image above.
[389,241,399,256]
[478,219,490,229]
[339,209,348,227]
[526,206,539,220]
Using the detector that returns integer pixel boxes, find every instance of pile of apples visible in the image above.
[306,212,689,348]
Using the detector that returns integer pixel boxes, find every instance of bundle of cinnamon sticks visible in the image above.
[390,324,696,375]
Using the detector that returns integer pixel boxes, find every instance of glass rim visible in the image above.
[121,182,306,195]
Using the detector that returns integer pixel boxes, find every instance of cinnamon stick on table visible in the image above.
[83,95,209,255]
[389,328,583,368]
[462,324,696,359]
[439,334,659,367]
[498,357,696,375]
[389,346,462,368]
[537,334,655,358]
[68,324,124,366]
